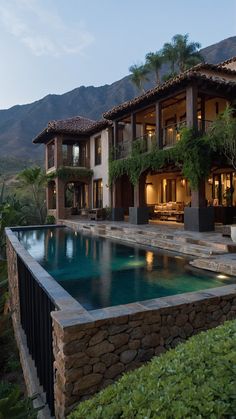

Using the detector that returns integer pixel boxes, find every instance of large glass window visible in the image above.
[161,179,176,202]
[213,173,233,206]
[93,179,103,208]
[95,136,102,165]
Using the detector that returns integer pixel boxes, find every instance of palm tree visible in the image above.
[145,51,163,85]
[129,64,149,93]
[172,34,203,72]
[162,34,203,78]
[162,42,177,75]
[18,166,46,224]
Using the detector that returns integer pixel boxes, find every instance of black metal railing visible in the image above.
[17,256,55,415]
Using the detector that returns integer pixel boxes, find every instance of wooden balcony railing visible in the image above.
[62,156,90,168]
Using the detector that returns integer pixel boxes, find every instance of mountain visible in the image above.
[0,36,236,159]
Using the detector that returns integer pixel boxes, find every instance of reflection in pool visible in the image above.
[16,227,235,310]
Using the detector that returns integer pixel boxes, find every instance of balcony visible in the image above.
[62,156,90,168]
[115,134,156,160]
[163,119,213,148]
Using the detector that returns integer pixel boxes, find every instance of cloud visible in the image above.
[0,0,94,56]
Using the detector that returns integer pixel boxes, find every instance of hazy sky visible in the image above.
[0,0,236,109]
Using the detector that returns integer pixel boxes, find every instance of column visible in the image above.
[186,84,198,130]
[55,136,63,168]
[131,113,136,141]
[111,179,124,221]
[184,179,214,232]
[55,177,65,220]
[130,173,148,224]
[200,95,205,133]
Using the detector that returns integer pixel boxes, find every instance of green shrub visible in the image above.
[45,215,56,225]
[0,381,37,418]
[69,320,236,419]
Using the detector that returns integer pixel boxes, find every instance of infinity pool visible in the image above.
[16,227,235,310]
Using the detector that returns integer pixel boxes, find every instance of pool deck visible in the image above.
[59,217,236,277]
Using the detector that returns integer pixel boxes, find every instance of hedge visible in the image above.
[69,320,236,419]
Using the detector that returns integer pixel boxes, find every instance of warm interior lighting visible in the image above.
[146,251,154,270]
[180,178,186,187]
[208,177,213,185]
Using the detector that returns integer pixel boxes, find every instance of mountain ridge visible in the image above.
[1,36,236,159]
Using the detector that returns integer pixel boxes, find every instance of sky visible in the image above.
[0,0,236,109]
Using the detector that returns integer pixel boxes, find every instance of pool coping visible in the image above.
[5,225,236,327]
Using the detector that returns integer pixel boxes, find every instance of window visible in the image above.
[213,173,233,206]
[95,136,102,165]
[93,179,103,208]
[161,179,176,202]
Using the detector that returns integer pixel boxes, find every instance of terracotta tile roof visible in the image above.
[33,116,111,143]
[217,56,236,67]
[103,63,236,120]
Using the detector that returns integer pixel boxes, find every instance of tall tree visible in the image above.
[17,166,46,224]
[210,106,236,169]
[129,64,149,93]
[145,51,163,85]
[162,34,203,78]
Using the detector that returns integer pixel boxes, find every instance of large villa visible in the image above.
[5,57,236,418]
[34,57,236,231]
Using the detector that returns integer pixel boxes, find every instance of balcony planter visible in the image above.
[231,225,236,243]
[111,208,124,221]
[184,207,214,232]
[129,207,149,225]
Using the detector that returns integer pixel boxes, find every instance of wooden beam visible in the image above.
[186,84,198,130]
[131,112,136,140]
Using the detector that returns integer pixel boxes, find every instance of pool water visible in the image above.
[16,227,235,310]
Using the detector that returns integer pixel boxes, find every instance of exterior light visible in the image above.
[217,274,228,279]
[180,178,186,187]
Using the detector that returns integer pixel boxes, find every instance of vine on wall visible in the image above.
[109,128,219,190]
[47,166,93,182]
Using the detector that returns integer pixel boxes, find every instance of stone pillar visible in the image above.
[184,179,214,232]
[155,101,163,149]
[186,84,198,130]
[129,173,148,224]
[55,177,65,220]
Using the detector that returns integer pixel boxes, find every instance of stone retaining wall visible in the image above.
[52,288,236,418]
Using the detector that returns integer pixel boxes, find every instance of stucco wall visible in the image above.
[90,129,110,208]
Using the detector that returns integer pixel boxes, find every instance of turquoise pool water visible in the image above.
[16,227,235,310]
